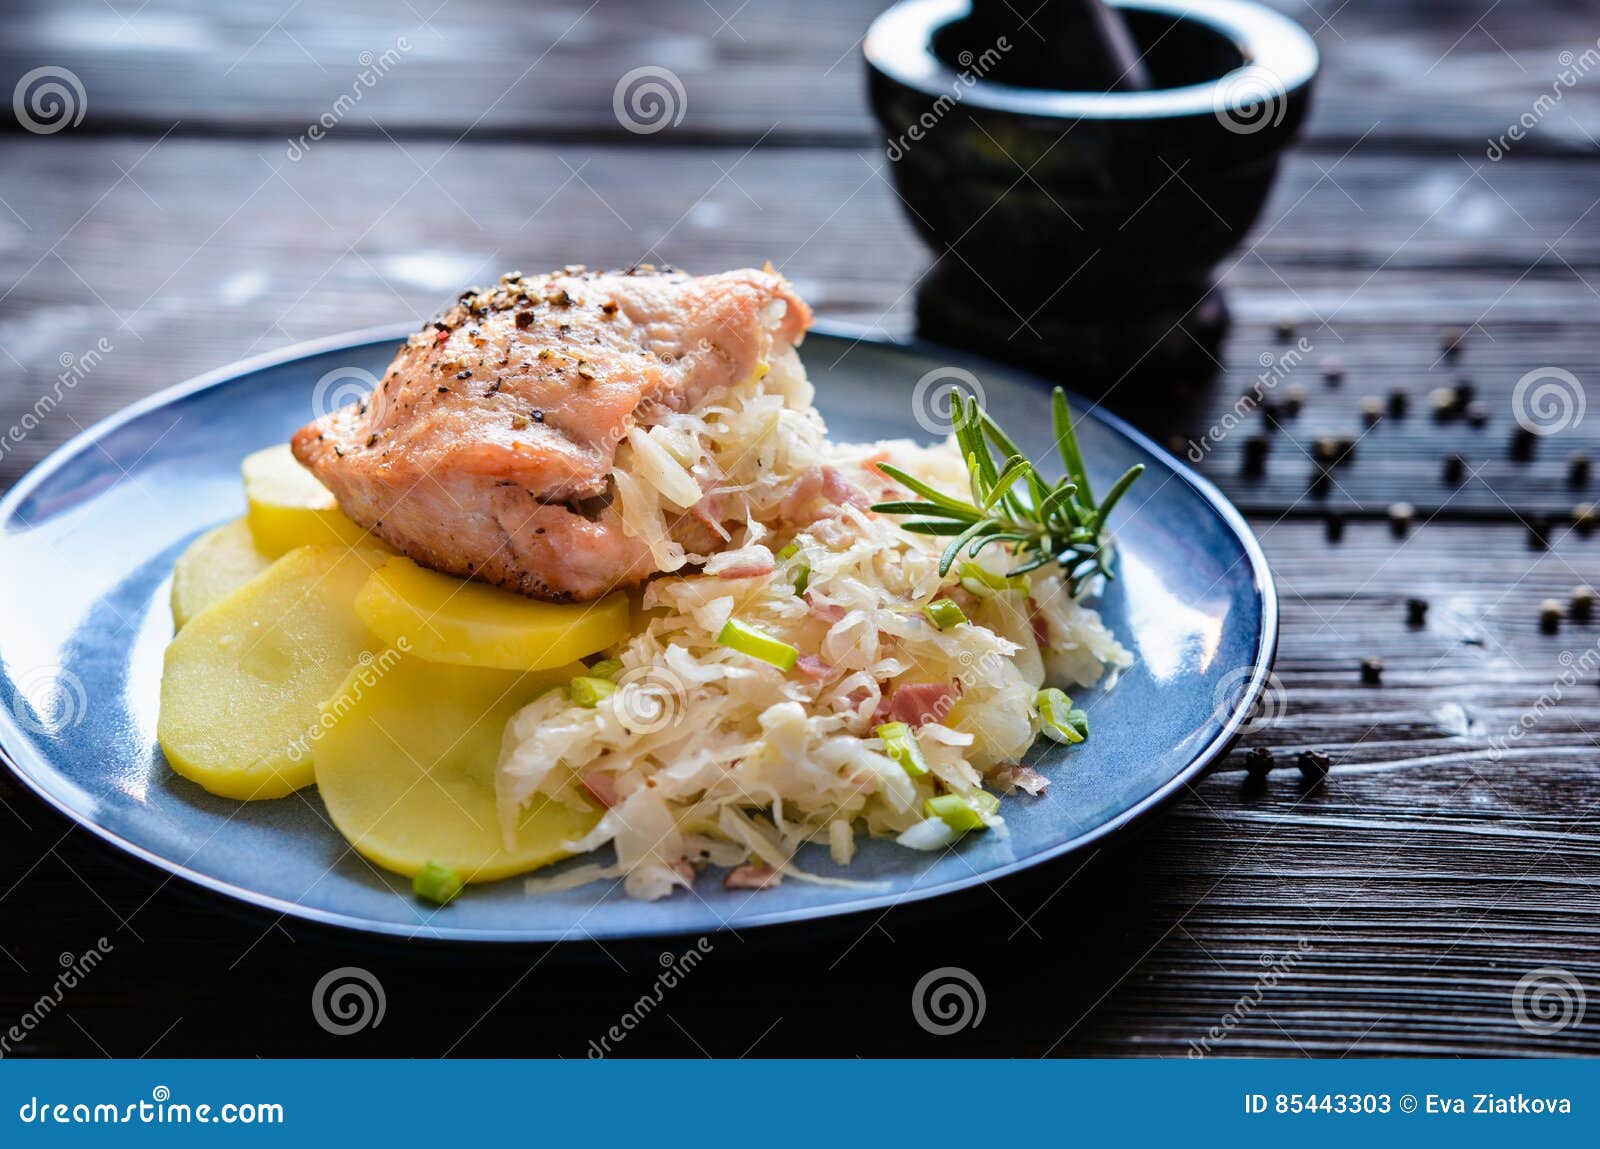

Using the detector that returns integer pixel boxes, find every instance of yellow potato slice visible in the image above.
[313,655,598,881]
[157,544,389,800]
[354,555,631,671]
[243,443,373,557]
[169,517,272,629]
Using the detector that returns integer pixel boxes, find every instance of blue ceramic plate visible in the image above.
[0,323,1276,943]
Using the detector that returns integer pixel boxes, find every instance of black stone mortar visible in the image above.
[865,0,1318,389]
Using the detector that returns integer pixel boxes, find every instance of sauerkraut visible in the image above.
[497,322,1132,901]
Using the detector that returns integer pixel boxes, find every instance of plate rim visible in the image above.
[0,320,1279,944]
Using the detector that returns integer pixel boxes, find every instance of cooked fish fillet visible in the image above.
[291,265,811,601]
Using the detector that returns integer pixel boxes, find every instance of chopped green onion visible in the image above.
[569,675,618,707]
[922,597,968,630]
[586,658,623,680]
[1036,687,1088,743]
[924,793,996,833]
[412,860,463,905]
[957,560,1026,597]
[775,543,809,594]
[717,617,799,672]
[875,721,930,777]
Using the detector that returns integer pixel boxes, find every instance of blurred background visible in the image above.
[2,1,1599,1057]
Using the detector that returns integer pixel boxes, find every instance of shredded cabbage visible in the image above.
[500,317,1132,901]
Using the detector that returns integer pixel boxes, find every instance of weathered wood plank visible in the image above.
[2,0,1597,151]
[3,139,1599,517]
[3,519,1595,1056]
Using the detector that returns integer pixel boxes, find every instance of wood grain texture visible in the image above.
[2,0,1599,1060]
[3,0,1598,152]
[2,520,1596,1058]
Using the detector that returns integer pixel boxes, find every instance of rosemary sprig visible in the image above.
[872,388,1144,596]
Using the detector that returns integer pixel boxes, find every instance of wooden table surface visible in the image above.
[2,0,1598,1057]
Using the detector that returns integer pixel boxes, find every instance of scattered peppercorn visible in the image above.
[1333,436,1357,465]
[1243,745,1274,786]
[1429,387,1458,420]
[1454,380,1475,409]
[1570,585,1596,623]
[1569,452,1591,486]
[1242,435,1270,476]
[1510,426,1537,462]
[1297,749,1331,782]
[1388,502,1414,538]
[1540,599,1563,634]
[1313,436,1338,464]
[1283,384,1306,416]
[1528,517,1552,551]
[1442,454,1466,484]
[1324,511,1345,542]
[455,369,472,380]
[1466,400,1489,428]
[1360,395,1383,426]
[1275,316,1295,342]
[1440,326,1465,358]
[1321,356,1344,384]
[1405,597,1429,627]
[1360,657,1384,685]
[1309,466,1331,497]
[1386,389,1409,418]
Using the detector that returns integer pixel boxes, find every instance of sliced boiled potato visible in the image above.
[169,517,272,629]
[157,544,389,800]
[355,555,631,671]
[243,443,373,557]
[313,655,598,880]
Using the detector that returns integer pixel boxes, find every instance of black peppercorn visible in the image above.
[1569,453,1591,487]
[1297,749,1331,782]
[1540,600,1563,634]
[1388,502,1414,538]
[1466,401,1489,428]
[1511,426,1537,462]
[1405,597,1429,627]
[1386,389,1409,418]
[1243,745,1274,785]
[1571,586,1596,623]
[1574,503,1597,537]
[1360,657,1384,685]
[1442,454,1466,484]
[1242,435,1270,477]
[1529,517,1552,551]
[1324,511,1345,542]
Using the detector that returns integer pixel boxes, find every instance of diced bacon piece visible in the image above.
[580,767,619,808]
[723,862,781,890]
[886,681,962,728]
[671,859,697,887]
[1030,601,1051,650]
[808,597,846,624]
[778,465,870,523]
[794,654,832,680]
